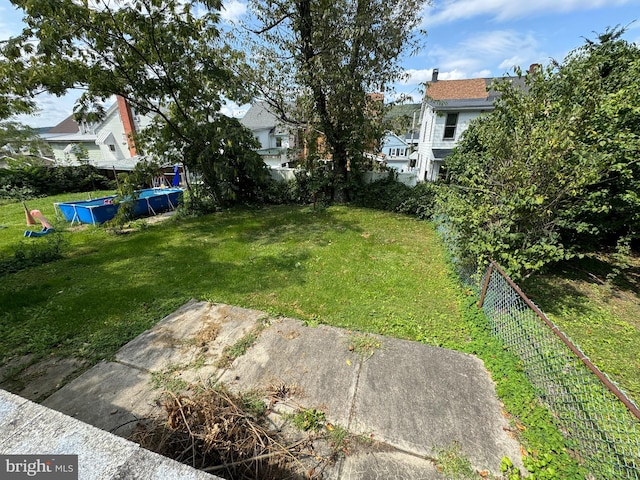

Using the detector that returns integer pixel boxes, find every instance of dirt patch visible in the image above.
[193,320,222,347]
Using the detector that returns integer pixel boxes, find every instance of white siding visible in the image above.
[430,111,478,149]
[417,107,483,181]
[49,142,103,164]
[253,129,272,149]
[95,108,130,161]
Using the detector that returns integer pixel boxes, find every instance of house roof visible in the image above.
[47,115,80,134]
[240,101,280,130]
[423,76,528,111]
[425,79,488,101]
[382,131,409,147]
[432,98,495,111]
[44,133,97,142]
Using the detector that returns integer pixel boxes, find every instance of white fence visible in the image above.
[268,167,418,187]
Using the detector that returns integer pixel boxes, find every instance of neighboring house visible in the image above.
[416,69,525,181]
[41,96,152,172]
[379,103,421,172]
[239,101,295,167]
[379,131,412,172]
[41,115,102,165]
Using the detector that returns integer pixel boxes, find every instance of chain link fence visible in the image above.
[478,260,640,479]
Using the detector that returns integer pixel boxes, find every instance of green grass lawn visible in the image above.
[0,202,465,366]
[523,257,640,407]
[0,195,607,477]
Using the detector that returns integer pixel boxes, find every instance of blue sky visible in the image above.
[1,0,639,127]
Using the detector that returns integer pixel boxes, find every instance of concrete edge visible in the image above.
[0,389,220,480]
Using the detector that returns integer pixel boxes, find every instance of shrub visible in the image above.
[351,173,412,211]
[396,181,439,219]
[262,178,297,205]
[0,165,113,199]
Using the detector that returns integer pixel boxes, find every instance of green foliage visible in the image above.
[215,322,266,368]
[108,159,164,228]
[351,175,439,219]
[459,295,586,479]
[522,257,640,406]
[292,164,334,206]
[352,173,412,211]
[0,121,52,159]
[0,202,464,365]
[289,408,326,432]
[261,178,298,205]
[0,184,37,202]
[348,334,382,359]
[440,27,640,280]
[244,0,429,201]
[1,0,263,208]
[396,181,439,219]
[64,143,89,166]
[150,369,189,393]
[0,165,113,199]
[434,442,477,479]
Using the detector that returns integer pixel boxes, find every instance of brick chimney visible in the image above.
[116,95,137,157]
[432,68,439,82]
[528,63,541,75]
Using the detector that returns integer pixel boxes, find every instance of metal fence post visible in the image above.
[477,262,494,308]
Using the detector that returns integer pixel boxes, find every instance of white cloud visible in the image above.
[461,30,538,58]
[423,29,545,78]
[498,56,524,71]
[422,0,634,26]
[14,91,82,128]
[402,69,435,85]
[220,0,247,23]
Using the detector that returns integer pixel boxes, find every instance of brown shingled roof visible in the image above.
[47,114,79,134]
[424,78,488,101]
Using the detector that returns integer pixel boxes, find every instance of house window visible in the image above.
[443,113,458,140]
[109,144,116,152]
[276,137,282,148]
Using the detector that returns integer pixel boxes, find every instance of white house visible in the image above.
[379,131,412,172]
[239,101,295,167]
[41,96,152,172]
[416,69,526,181]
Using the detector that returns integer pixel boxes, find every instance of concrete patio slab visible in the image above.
[6,301,525,479]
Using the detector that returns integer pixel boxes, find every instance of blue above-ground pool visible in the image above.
[55,188,183,225]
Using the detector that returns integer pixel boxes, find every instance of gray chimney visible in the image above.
[432,69,439,82]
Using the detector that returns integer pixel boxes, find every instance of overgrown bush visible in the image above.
[396,181,439,219]
[350,173,440,220]
[0,184,37,202]
[292,164,334,205]
[351,173,412,211]
[262,178,297,205]
[0,165,113,199]
[262,168,440,218]
[439,29,640,280]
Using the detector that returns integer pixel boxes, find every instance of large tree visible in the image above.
[243,0,429,201]
[441,28,640,279]
[0,0,266,205]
